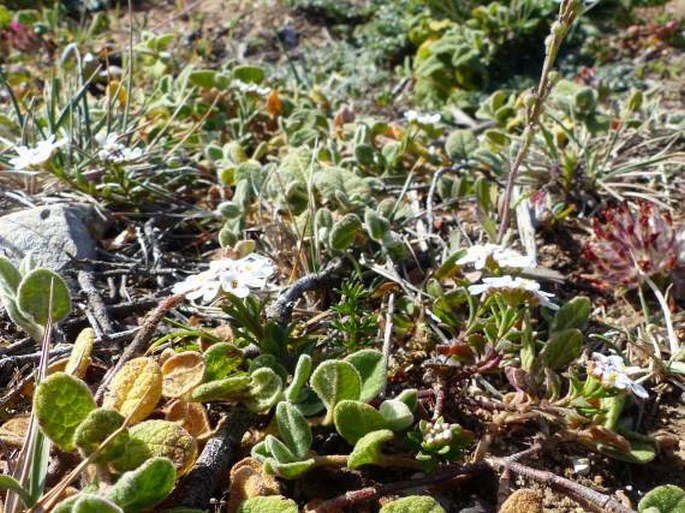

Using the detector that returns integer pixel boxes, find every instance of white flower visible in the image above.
[588,352,648,399]
[468,275,557,309]
[173,254,275,303]
[172,269,222,302]
[457,244,536,269]
[95,133,143,163]
[404,110,441,126]
[233,80,270,96]
[10,135,67,170]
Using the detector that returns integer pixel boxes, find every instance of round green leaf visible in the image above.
[34,372,96,451]
[333,400,387,445]
[379,495,446,513]
[74,494,123,513]
[639,485,685,513]
[245,367,283,413]
[237,495,298,513]
[379,399,414,431]
[311,360,362,418]
[107,457,176,512]
[74,408,129,463]
[203,343,243,382]
[191,375,251,402]
[344,349,386,402]
[348,429,394,469]
[17,268,71,325]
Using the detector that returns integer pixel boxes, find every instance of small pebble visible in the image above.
[572,457,591,476]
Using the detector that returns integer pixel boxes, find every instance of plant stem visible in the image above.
[496,0,581,243]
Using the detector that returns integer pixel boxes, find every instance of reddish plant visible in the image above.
[584,201,684,289]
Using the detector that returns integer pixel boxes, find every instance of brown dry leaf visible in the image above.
[499,489,543,513]
[103,357,163,424]
[161,351,205,398]
[165,399,212,439]
[0,416,30,448]
[159,347,177,364]
[226,457,281,513]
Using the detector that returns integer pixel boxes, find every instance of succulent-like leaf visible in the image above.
[120,419,198,476]
[333,400,387,445]
[379,399,414,431]
[265,435,296,464]
[0,256,21,297]
[203,342,243,382]
[248,354,288,384]
[347,429,394,469]
[344,349,386,402]
[541,329,583,370]
[74,408,128,463]
[264,458,315,479]
[161,351,206,398]
[190,375,251,402]
[66,328,94,378]
[285,354,312,402]
[73,494,123,513]
[638,485,685,513]
[329,213,362,251]
[245,367,283,413]
[364,209,390,242]
[237,495,298,513]
[396,389,418,412]
[551,296,591,332]
[276,401,312,459]
[107,457,176,512]
[0,475,32,508]
[34,372,96,451]
[17,268,71,325]
[103,357,163,425]
[311,360,362,421]
[378,495,446,513]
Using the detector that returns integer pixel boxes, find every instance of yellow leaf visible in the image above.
[161,351,205,398]
[165,399,211,439]
[103,357,163,425]
[66,328,95,378]
[226,457,281,513]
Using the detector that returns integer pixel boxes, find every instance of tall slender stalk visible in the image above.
[496,0,583,243]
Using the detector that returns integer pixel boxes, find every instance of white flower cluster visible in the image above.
[95,133,143,163]
[172,254,274,303]
[588,353,648,399]
[423,419,454,447]
[468,276,557,309]
[234,80,270,96]
[404,110,441,126]
[9,135,67,170]
[457,243,536,269]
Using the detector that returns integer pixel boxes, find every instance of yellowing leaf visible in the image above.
[161,351,205,398]
[103,357,163,425]
[128,420,198,476]
[0,416,30,448]
[165,400,211,439]
[66,328,95,378]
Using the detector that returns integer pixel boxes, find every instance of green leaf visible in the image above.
[107,457,176,512]
[66,328,94,378]
[188,69,217,89]
[285,354,312,402]
[34,372,96,451]
[120,420,197,476]
[639,485,685,513]
[245,367,283,413]
[276,401,312,459]
[17,268,71,325]
[344,349,386,402]
[379,495,446,513]
[190,375,251,402]
[311,361,362,421]
[237,495,298,513]
[0,475,33,507]
[541,329,583,370]
[551,296,591,332]
[333,400,387,445]
[0,256,21,297]
[379,399,414,431]
[265,435,296,463]
[347,429,394,469]
[264,458,315,479]
[74,409,128,463]
[248,354,288,384]
[396,389,418,412]
[232,65,265,84]
[445,130,478,161]
[364,209,390,242]
[203,343,243,382]
[329,213,362,251]
[74,494,123,513]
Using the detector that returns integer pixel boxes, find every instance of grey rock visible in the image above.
[0,203,109,272]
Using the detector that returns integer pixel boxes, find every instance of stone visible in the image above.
[0,204,109,272]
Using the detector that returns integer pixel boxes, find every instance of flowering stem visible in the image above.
[496,0,582,243]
